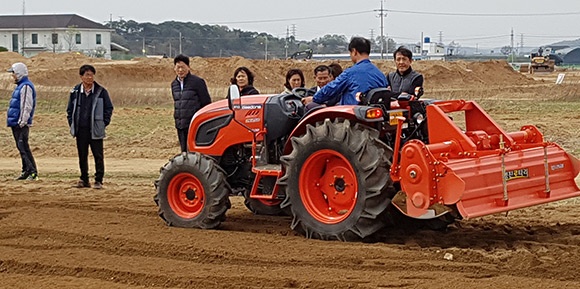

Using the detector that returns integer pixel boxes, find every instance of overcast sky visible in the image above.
[4,0,580,49]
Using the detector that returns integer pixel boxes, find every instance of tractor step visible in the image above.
[249,164,282,200]
[252,164,282,176]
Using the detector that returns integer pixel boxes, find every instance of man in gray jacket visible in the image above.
[66,65,114,189]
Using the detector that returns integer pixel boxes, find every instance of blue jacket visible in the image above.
[7,76,36,127]
[313,59,387,105]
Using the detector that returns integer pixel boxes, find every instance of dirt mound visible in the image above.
[0,51,27,70]
[2,53,538,96]
[30,51,108,69]
[417,60,534,89]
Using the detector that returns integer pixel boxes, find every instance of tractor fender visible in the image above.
[283,105,381,155]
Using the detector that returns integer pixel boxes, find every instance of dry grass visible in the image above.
[1,64,579,160]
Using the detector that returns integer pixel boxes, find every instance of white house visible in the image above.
[419,37,445,60]
[0,14,113,59]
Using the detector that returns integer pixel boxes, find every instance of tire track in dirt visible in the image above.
[2,205,580,284]
[1,179,580,288]
[0,259,361,289]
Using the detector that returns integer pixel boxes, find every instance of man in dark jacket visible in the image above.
[66,65,114,189]
[387,46,424,98]
[7,62,38,180]
[171,54,212,152]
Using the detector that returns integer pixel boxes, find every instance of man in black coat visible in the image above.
[171,55,212,152]
[66,64,114,189]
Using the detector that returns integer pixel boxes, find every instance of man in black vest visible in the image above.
[171,55,212,152]
[387,46,424,99]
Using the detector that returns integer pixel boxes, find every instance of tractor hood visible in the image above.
[193,95,275,119]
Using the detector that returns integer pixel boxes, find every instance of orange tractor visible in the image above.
[154,86,580,241]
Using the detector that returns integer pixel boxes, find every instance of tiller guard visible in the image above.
[390,100,580,219]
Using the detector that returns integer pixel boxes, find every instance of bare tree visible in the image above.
[64,25,80,52]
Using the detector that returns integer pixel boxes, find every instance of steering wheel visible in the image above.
[291,87,309,98]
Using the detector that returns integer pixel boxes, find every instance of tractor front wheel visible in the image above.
[154,153,231,229]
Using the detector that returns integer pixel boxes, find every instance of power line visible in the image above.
[447,34,510,41]
[386,9,580,17]
[211,10,372,25]
[523,34,580,38]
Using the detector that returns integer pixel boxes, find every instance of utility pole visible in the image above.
[420,32,424,56]
[179,31,182,54]
[386,33,389,55]
[510,28,514,66]
[285,26,290,59]
[520,33,524,51]
[369,29,375,52]
[291,24,297,39]
[438,31,443,44]
[142,36,145,56]
[374,0,387,59]
[21,0,26,54]
[265,37,268,60]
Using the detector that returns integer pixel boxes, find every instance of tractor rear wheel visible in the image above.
[279,119,392,241]
[154,152,231,229]
[243,176,285,215]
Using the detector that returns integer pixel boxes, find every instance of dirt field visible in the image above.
[0,52,579,288]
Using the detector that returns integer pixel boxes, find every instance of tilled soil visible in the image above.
[0,158,579,289]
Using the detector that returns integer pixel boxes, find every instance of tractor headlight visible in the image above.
[414,112,425,125]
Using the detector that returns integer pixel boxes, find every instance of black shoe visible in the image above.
[74,180,91,188]
[15,172,30,180]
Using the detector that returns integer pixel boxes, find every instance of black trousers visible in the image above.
[11,126,37,174]
[76,129,104,183]
[177,128,189,152]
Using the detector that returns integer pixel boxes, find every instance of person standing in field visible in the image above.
[7,62,38,181]
[171,54,212,153]
[66,64,114,189]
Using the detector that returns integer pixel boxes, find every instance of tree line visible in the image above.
[108,20,397,59]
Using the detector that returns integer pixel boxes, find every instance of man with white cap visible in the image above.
[7,62,38,180]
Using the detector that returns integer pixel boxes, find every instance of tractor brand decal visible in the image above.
[551,163,565,171]
[241,104,262,110]
[504,168,529,181]
[245,118,261,123]
[389,111,403,125]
